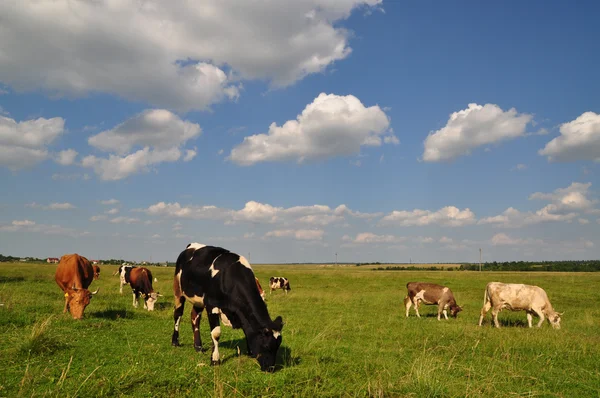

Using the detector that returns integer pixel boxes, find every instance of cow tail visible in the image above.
[483,284,490,305]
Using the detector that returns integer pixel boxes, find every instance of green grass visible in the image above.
[1,262,599,397]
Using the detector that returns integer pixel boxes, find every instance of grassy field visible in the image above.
[1,262,599,397]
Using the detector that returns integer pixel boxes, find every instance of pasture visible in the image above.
[1,262,599,397]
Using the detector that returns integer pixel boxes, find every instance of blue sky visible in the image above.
[1,1,599,263]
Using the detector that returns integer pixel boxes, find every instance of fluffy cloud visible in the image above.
[529,182,597,212]
[229,93,393,165]
[379,206,476,227]
[55,149,78,166]
[490,233,544,246]
[109,217,139,224]
[0,1,381,111]
[26,202,75,210]
[539,112,600,162]
[0,115,65,170]
[344,232,406,244]
[82,110,201,180]
[422,103,533,162]
[88,110,200,154]
[265,229,324,241]
[105,208,119,215]
[90,215,107,222]
[0,219,88,237]
[479,206,577,228]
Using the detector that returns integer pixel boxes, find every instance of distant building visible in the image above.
[91,260,100,265]
[47,257,59,263]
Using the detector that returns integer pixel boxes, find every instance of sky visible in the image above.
[1,1,599,263]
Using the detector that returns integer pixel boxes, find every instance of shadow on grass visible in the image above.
[89,309,130,320]
[212,338,299,371]
[0,276,26,283]
[154,302,171,311]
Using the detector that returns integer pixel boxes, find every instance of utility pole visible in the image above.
[335,252,338,265]
[479,248,482,272]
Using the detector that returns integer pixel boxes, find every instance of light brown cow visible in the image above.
[54,254,99,319]
[478,282,562,329]
[404,282,462,320]
[255,277,266,301]
[93,265,101,280]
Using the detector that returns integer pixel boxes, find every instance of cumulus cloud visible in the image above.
[378,206,476,227]
[265,229,324,241]
[100,199,119,205]
[26,202,75,210]
[539,112,600,162]
[0,115,65,170]
[422,103,533,162]
[479,206,577,228]
[0,1,381,111]
[105,208,119,215]
[55,149,78,166]
[529,182,597,212]
[229,93,393,165]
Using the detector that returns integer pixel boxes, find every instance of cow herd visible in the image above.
[403,281,562,329]
[52,243,563,372]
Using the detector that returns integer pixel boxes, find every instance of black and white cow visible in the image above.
[269,277,291,294]
[171,243,284,372]
[112,264,137,294]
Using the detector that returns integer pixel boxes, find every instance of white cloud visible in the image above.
[105,208,119,215]
[51,173,90,181]
[109,216,139,224]
[579,218,590,225]
[0,1,381,111]
[265,229,324,241]
[479,206,577,228]
[439,236,453,244]
[55,149,78,166]
[490,233,540,246]
[83,110,200,180]
[25,202,75,210]
[100,199,119,205]
[511,163,527,171]
[90,215,107,222]
[422,103,533,162]
[379,206,476,227]
[172,222,183,231]
[229,93,393,165]
[529,182,597,212]
[0,115,65,170]
[345,232,406,244]
[0,219,88,237]
[539,112,600,162]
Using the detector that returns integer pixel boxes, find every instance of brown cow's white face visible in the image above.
[67,289,92,319]
[145,292,161,311]
[549,313,562,329]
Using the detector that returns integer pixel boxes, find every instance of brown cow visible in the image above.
[54,254,99,319]
[255,277,266,301]
[404,282,462,320]
[129,267,161,311]
[93,265,101,280]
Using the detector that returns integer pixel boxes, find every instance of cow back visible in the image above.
[130,267,154,293]
[55,254,94,291]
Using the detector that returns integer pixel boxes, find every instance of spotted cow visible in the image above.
[54,253,99,319]
[269,277,291,294]
[113,264,137,294]
[129,267,162,311]
[478,282,562,329]
[172,243,284,372]
[404,282,462,320]
[92,265,101,280]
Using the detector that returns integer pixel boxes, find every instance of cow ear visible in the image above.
[272,316,284,331]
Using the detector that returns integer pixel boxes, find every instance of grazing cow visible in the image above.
[93,265,101,280]
[54,254,99,319]
[478,282,562,329]
[269,277,291,294]
[172,243,284,372]
[129,267,161,311]
[113,264,137,294]
[404,282,462,320]
[255,277,266,301]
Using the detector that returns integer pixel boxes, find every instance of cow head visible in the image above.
[93,265,100,280]
[144,292,163,311]
[450,304,463,318]
[65,286,99,319]
[250,316,284,372]
[549,312,562,329]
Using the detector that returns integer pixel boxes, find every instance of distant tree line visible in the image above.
[373,266,457,271]
[459,260,600,272]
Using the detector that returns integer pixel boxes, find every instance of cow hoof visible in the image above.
[194,345,205,353]
[172,340,180,347]
[211,360,221,366]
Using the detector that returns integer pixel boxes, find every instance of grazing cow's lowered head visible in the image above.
[93,265,100,280]
[129,267,161,311]
[249,316,284,371]
[54,253,99,319]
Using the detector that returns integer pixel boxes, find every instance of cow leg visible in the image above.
[479,301,492,326]
[206,307,221,365]
[534,309,545,328]
[526,312,533,328]
[413,299,421,318]
[120,280,125,295]
[171,296,185,347]
[63,295,69,313]
[404,296,412,317]
[132,290,139,308]
[491,307,501,328]
[191,306,205,352]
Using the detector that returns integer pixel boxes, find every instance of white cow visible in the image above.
[478,282,562,329]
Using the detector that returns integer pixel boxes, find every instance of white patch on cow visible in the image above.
[220,311,232,327]
[187,242,206,251]
[193,314,200,331]
[273,331,281,339]
[211,307,220,314]
[174,316,181,332]
[238,255,252,270]
[132,292,138,308]
[209,254,223,278]
[211,326,221,362]
[442,287,449,293]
